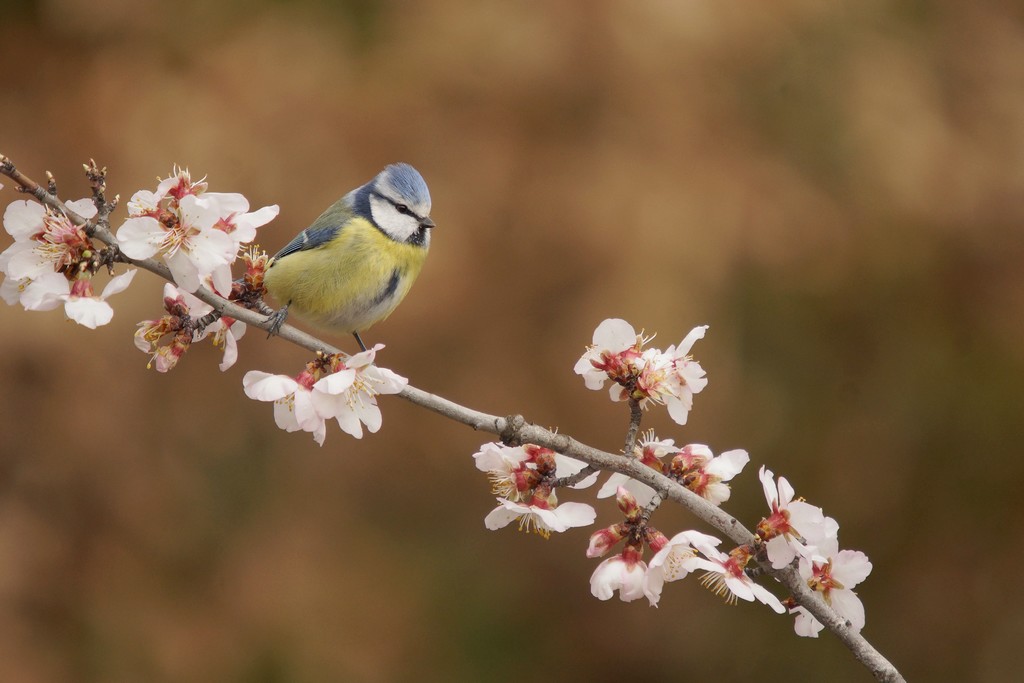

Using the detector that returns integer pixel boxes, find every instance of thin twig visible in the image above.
[640,491,664,523]
[622,397,643,456]
[551,463,598,489]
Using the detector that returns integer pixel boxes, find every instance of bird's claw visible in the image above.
[266,304,289,338]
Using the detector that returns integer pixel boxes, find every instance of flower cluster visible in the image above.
[116,166,278,295]
[243,344,407,445]
[587,485,672,603]
[1,198,136,328]
[574,318,708,425]
[755,466,872,637]
[134,283,246,372]
[598,434,749,508]
[477,318,873,641]
[586,484,783,611]
[587,456,872,627]
[473,443,597,538]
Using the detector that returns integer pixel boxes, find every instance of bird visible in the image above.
[263,163,434,351]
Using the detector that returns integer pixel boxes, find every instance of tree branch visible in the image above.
[0,156,905,683]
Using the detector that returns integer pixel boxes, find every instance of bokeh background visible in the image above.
[2,1,1023,681]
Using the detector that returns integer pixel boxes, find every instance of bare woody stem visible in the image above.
[640,492,664,523]
[551,464,596,489]
[554,397,640,489]
[0,156,906,683]
[622,397,643,455]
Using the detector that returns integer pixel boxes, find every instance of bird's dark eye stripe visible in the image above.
[372,191,419,219]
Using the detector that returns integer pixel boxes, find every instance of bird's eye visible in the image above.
[395,203,410,215]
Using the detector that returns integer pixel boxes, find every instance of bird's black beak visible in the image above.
[419,216,436,229]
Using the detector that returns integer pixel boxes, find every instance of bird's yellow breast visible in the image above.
[263,217,427,334]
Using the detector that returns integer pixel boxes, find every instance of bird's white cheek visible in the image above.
[369,196,419,241]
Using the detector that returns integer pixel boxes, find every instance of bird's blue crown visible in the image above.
[376,163,431,210]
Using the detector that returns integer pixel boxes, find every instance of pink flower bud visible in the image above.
[586,523,627,558]
[644,528,669,553]
[615,485,641,521]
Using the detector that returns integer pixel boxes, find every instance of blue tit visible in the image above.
[263,163,434,350]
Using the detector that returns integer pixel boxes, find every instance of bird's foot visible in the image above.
[266,304,289,338]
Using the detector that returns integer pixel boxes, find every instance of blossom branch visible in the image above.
[0,156,904,683]
[0,155,319,347]
[467,414,903,682]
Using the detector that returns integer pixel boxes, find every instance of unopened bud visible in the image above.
[586,523,628,558]
[644,528,669,553]
[615,485,641,521]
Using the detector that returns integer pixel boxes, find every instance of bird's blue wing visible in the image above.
[272,224,341,260]
[272,197,354,260]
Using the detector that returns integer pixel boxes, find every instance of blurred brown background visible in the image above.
[2,1,1023,681]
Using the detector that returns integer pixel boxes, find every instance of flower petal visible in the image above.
[99,269,137,299]
[20,272,68,311]
[592,318,637,350]
[65,198,98,220]
[64,296,114,329]
[116,216,164,259]
[675,324,708,356]
[315,368,357,394]
[552,501,597,528]
[3,201,45,239]
[833,550,873,587]
[705,449,749,480]
[243,372,299,401]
